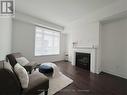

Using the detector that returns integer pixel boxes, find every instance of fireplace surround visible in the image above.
[72,46,97,73]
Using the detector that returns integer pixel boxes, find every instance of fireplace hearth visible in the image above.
[76,52,90,71]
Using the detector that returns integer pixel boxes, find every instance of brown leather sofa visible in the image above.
[0,60,49,95]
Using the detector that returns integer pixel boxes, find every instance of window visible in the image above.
[35,26,60,56]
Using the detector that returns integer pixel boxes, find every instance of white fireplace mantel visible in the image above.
[72,47,97,73]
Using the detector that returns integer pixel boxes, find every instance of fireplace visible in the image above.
[76,52,90,71]
[72,47,97,73]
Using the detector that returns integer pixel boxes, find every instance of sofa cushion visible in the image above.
[16,57,29,66]
[14,63,29,89]
[4,61,13,73]
[26,71,49,93]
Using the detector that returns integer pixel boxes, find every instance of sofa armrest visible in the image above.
[0,61,22,95]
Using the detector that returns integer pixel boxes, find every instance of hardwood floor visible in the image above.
[54,61,127,95]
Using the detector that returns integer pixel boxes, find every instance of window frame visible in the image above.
[34,25,61,56]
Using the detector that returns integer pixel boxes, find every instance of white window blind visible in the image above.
[35,26,60,56]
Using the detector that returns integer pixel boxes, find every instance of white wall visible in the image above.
[0,17,12,60]
[65,20,102,73]
[12,19,67,63]
[101,17,127,79]
[64,0,127,76]
[66,21,100,62]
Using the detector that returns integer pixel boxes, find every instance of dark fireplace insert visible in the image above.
[76,52,90,71]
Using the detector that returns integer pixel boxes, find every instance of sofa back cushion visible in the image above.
[16,57,29,66]
[14,63,29,89]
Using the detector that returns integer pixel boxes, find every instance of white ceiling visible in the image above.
[16,0,118,26]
